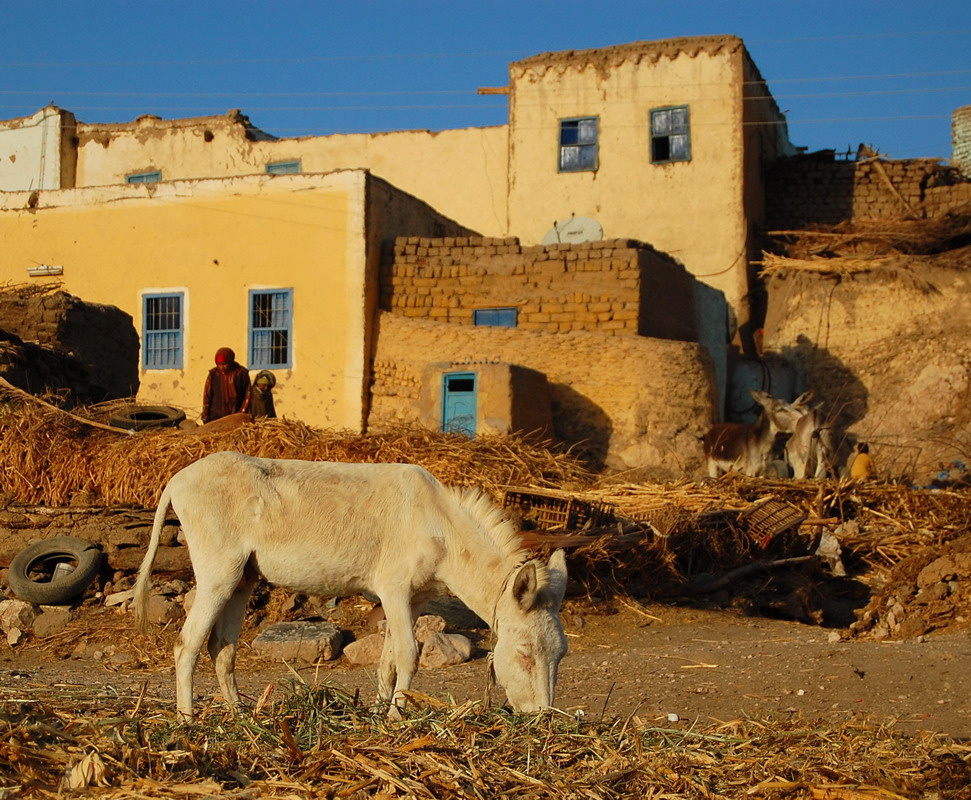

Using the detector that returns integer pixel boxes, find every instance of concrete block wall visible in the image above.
[381,236,696,340]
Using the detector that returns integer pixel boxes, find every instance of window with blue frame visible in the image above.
[473,307,518,327]
[266,160,301,175]
[558,117,598,172]
[142,292,184,369]
[126,170,162,184]
[249,289,293,368]
[650,106,691,163]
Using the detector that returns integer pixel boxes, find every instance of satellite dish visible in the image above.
[541,216,603,245]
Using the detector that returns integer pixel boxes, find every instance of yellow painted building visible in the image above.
[0,35,794,432]
[505,37,793,333]
[0,171,472,427]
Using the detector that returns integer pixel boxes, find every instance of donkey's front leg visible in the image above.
[378,595,419,716]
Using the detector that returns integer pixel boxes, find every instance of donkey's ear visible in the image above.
[546,550,568,611]
[511,560,540,611]
[792,390,814,408]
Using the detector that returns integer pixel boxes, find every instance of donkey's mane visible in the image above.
[448,486,526,564]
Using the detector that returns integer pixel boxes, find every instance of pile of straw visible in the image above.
[1,680,967,798]
[0,392,592,507]
[575,475,971,577]
[760,205,971,283]
[757,248,971,286]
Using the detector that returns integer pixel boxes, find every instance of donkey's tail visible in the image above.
[133,483,174,633]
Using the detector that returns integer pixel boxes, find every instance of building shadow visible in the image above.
[548,383,613,471]
[781,334,869,463]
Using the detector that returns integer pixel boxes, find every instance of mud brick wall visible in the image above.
[381,236,697,342]
[766,154,970,229]
[0,289,139,401]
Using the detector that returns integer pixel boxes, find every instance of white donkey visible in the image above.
[702,390,803,478]
[134,451,568,720]
[785,390,835,479]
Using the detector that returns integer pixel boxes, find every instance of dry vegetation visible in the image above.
[759,204,971,296]
[3,681,970,799]
[3,386,971,797]
[0,387,592,508]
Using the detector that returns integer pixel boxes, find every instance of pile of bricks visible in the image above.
[766,155,970,229]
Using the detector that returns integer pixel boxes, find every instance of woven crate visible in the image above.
[502,488,615,532]
[739,498,807,549]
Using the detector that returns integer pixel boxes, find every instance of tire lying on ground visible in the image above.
[8,536,103,605]
[108,404,186,431]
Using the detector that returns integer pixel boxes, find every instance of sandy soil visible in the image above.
[3,600,968,740]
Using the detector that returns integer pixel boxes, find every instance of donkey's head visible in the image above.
[751,389,803,435]
[491,549,568,713]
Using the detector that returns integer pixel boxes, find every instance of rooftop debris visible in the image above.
[767,204,971,260]
[760,205,971,280]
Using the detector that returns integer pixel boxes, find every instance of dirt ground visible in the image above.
[3,597,969,741]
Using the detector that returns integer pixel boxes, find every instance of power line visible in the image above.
[0,81,966,114]
[2,28,969,69]
[1,69,969,100]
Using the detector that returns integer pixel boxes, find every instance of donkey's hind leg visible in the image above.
[208,560,259,708]
[174,565,246,719]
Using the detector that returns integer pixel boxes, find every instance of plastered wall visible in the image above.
[0,172,370,428]
[953,105,971,176]
[73,112,509,241]
[370,312,716,477]
[506,37,783,324]
[0,107,76,192]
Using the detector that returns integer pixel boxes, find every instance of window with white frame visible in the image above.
[558,117,598,172]
[142,292,184,369]
[249,289,292,369]
[266,160,301,175]
[650,106,691,163]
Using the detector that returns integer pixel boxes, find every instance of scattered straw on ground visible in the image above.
[1,681,968,799]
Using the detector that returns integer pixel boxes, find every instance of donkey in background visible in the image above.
[702,390,803,478]
[785,390,836,479]
[134,451,568,720]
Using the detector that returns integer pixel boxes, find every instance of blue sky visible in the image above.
[2,1,968,161]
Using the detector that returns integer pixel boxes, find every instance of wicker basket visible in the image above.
[502,487,615,532]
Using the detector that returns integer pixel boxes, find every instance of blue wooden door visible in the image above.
[442,371,477,437]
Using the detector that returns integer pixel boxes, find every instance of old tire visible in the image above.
[108,404,186,431]
[8,537,103,605]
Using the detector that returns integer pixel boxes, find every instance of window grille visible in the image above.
[143,292,183,369]
[249,289,293,368]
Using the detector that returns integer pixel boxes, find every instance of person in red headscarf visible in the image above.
[201,347,251,423]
